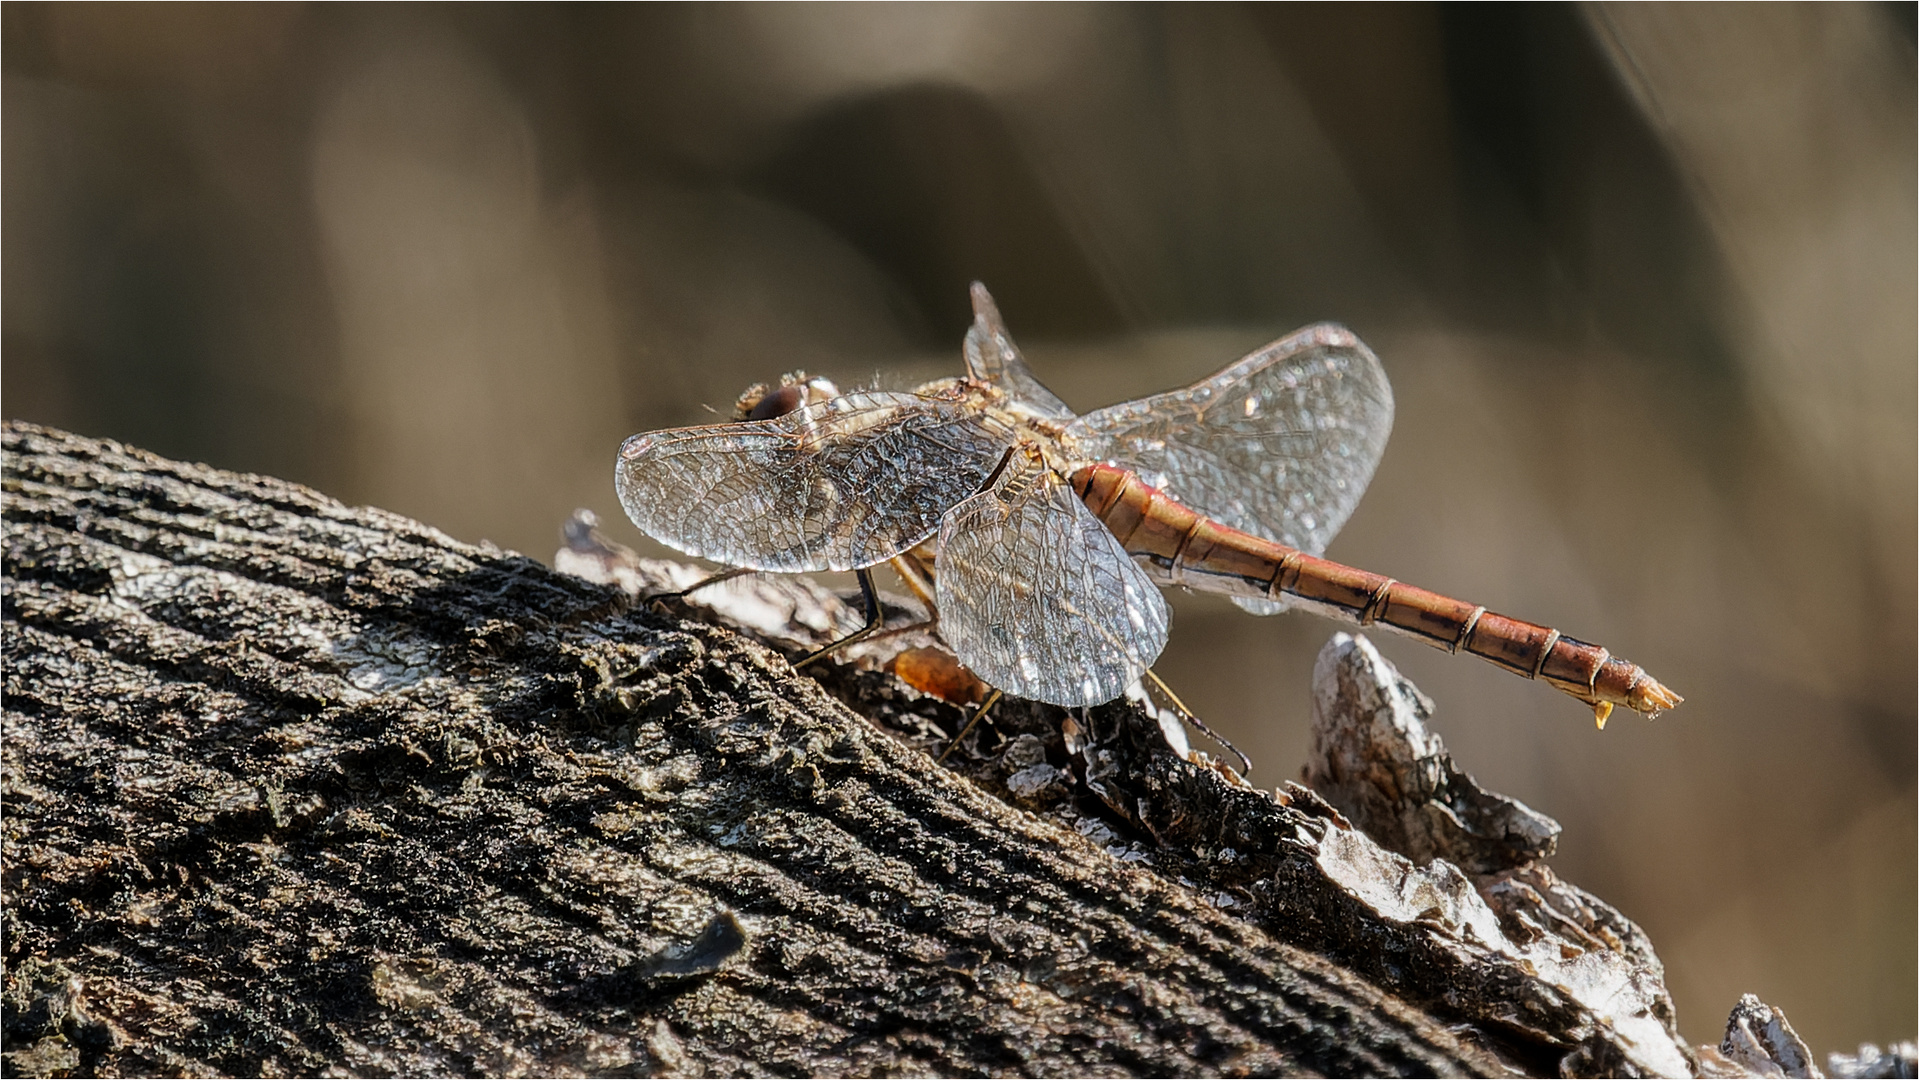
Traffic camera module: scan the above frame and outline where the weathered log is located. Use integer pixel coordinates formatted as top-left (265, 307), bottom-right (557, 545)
top-left (1, 420), bottom-right (1722, 1077)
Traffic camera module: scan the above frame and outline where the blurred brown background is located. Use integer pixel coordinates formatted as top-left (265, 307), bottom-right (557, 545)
top-left (5, 2), bottom-right (1913, 1053)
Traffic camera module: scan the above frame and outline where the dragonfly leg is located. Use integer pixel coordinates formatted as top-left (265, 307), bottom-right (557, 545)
top-left (887, 551), bottom-right (940, 618)
top-left (648, 566), bottom-right (755, 605)
top-left (857, 618), bottom-right (940, 648)
top-left (1144, 669), bottom-right (1252, 777)
top-left (851, 552), bottom-right (940, 646)
top-left (935, 687), bottom-right (1004, 765)
top-left (795, 568), bottom-right (883, 670)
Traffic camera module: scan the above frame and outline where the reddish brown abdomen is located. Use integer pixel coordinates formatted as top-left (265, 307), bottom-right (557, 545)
top-left (1071, 463), bottom-right (1679, 722)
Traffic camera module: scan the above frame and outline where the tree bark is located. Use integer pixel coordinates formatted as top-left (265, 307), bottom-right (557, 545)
top-left (3, 421), bottom-right (1703, 1077)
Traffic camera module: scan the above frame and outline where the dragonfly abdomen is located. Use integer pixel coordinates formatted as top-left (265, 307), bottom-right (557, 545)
top-left (1071, 463), bottom-right (1680, 724)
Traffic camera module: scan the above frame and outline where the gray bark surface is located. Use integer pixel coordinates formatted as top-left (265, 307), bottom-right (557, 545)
top-left (3, 421), bottom-right (1697, 1077)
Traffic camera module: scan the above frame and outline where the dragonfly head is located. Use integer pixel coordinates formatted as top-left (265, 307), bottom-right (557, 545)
top-left (733, 372), bottom-right (843, 421)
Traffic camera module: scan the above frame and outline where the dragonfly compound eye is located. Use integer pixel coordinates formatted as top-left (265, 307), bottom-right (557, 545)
top-left (735, 374), bottom-right (844, 421)
top-left (742, 384), bottom-right (808, 421)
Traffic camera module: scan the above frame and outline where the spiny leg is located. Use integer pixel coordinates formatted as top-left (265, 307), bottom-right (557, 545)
top-left (935, 688), bottom-right (1004, 765)
top-left (1144, 669), bottom-right (1252, 777)
top-left (795, 568), bottom-right (883, 670)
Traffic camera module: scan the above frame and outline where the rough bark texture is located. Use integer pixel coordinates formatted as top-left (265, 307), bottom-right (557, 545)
top-left (0, 420), bottom-right (1812, 1078)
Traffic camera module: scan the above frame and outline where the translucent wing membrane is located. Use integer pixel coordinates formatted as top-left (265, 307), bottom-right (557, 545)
top-left (1064, 324), bottom-right (1393, 614)
top-left (963, 282), bottom-right (1076, 420)
top-left (936, 450), bottom-right (1169, 707)
top-left (617, 391), bottom-right (1017, 573)
top-left (617, 290), bottom-right (1391, 707)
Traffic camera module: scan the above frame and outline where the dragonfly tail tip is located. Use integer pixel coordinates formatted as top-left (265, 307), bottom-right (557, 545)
top-left (1629, 674), bottom-right (1683, 717)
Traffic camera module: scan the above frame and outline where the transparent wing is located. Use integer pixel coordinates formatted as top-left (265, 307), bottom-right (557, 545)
top-left (616, 391), bottom-right (1016, 573)
top-left (963, 282), bottom-right (1076, 420)
top-left (935, 451), bottom-right (1169, 707)
top-left (1063, 324), bottom-right (1393, 615)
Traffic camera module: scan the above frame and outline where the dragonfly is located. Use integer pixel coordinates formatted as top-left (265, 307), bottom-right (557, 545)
top-left (615, 283), bottom-right (1679, 733)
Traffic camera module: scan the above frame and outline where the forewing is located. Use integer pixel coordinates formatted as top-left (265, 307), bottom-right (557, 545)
top-left (616, 391), bottom-right (1015, 573)
top-left (963, 282), bottom-right (1076, 420)
top-left (1063, 324), bottom-right (1393, 614)
top-left (935, 457), bottom-right (1169, 707)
